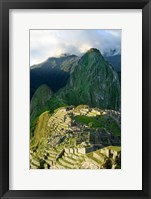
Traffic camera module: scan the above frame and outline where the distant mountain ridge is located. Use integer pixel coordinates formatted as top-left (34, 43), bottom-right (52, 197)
top-left (104, 54), bottom-right (121, 72)
top-left (30, 55), bottom-right (79, 99)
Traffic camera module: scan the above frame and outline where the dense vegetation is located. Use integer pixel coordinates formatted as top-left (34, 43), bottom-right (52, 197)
top-left (74, 115), bottom-right (120, 136)
top-left (30, 48), bottom-right (121, 169)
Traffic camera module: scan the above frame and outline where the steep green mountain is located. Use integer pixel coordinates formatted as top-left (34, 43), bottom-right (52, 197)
top-left (57, 48), bottom-right (120, 110)
top-left (30, 84), bottom-right (53, 137)
top-left (30, 55), bottom-right (79, 98)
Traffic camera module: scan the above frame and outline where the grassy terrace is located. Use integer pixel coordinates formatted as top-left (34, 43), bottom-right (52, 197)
top-left (106, 146), bottom-right (121, 151)
top-left (74, 115), bottom-right (120, 136)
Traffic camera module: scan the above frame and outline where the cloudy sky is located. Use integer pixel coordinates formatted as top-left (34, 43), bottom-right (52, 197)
top-left (30, 29), bottom-right (121, 66)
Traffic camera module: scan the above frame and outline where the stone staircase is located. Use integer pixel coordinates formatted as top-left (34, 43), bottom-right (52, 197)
top-left (84, 150), bottom-right (109, 169)
top-left (54, 152), bottom-right (85, 169)
top-left (30, 147), bottom-right (61, 169)
top-left (44, 148), bottom-right (59, 167)
top-left (47, 108), bottom-right (71, 136)
top-left (30, 144), bottom-right (121, 169)
top-left (30, 152), bottom-right (40, 169)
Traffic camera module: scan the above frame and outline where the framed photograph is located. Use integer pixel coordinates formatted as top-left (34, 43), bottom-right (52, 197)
top-left (0, 0), bottom-right (150, 198)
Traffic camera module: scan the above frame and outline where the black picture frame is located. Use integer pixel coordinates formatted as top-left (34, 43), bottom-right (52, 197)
top-left (0, 0), bottom-right (150, 198)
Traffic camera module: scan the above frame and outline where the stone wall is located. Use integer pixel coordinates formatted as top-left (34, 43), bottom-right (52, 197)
top-left (65, 147), bottom-right (93, 155)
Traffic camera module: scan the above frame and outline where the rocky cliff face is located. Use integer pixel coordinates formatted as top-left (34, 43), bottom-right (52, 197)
top-left (58, 48), bottom-right (120, 110)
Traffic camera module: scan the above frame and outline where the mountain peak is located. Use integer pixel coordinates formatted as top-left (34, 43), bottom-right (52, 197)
top-left (79, 48), bottom-right (104, 67)
top-left (85, 48), bottom-right (104, 59)
top-left (58, 47), bottom-right (120, 110)
top-left (87, 48), bottom-right (101, 54)
top-left (59, 53), bottom-right (70, 57)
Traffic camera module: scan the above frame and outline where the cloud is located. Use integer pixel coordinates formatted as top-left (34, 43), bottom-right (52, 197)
top-left (30, 29), bottom-right (121, 65)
